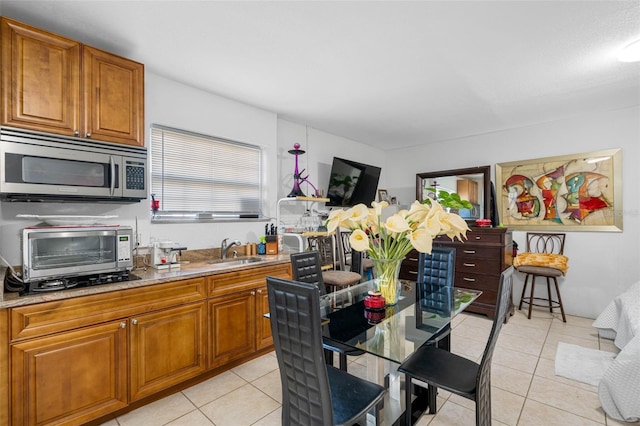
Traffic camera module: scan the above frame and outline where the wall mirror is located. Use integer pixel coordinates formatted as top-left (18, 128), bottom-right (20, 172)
top-left (416, 166), bottom-right (492, 222)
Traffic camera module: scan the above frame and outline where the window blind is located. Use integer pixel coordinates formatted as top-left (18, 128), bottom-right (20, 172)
top-left (150, 125), bottom-right (262, 219)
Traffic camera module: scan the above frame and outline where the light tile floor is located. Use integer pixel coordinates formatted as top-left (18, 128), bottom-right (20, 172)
top-left (100, 308), bottom-right (639, 426)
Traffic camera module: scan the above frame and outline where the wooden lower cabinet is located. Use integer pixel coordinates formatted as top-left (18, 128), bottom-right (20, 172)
top-left (5, 263), bottom-right (291, 425)
top-left (11, 321), bottom-right (128, 425)
top-left (256, 285), bottom-right (273, 350)
top-left (208, 290), bottom-right (256, 369)
top-left (129, 302), bottom-right (206, 402)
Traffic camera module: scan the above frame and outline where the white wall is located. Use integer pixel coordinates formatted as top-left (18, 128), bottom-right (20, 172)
top-left (385, 106), bottom-right (640, 319)
top-left (0, 74), bottom-right (381, 266)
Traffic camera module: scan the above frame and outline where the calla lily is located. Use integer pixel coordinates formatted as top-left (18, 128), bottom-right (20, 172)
top-left (327, 200), bottom-right (468, 261)
top-left (349, 229), bottom-right (370, 252)
top-left (385, 214), bottom-right (411, 235)
top-left (326, 209), bottom-right (345, 232)
top-left (408, 228), bottom-right (434, 253)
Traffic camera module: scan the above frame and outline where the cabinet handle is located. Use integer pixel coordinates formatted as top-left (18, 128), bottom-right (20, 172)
top-left (257, 289), bottom-right (263, 294)
top-left (250, 291), bottom-right (256, 296)
top-left (463, 277), bottom-right (476, 282)
top-left (74, 130), bottom-right (79, 136)
top-left (463, 250), bottom-right (476, 254)
top-left (131, 319), bottom-right (138, 325)
top-left (86, 132), bottom-right (92, 138)
top-left (463, 263), bottom-right (476, 267)
top-left (474, 236), bottom-right (481, 240)
top-left (408, 271), bottom-right (418, 275)
top-left (408, 257), bottom-right (419, 261)
top-left (120, 322), bottom-right (126, 329)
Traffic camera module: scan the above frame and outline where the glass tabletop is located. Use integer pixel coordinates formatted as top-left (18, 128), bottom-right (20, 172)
top-left (319, 280), bottom-right (481, 364)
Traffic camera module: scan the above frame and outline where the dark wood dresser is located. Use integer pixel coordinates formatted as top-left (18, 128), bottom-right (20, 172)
top-left (401, 227), bottom-right (513, 319)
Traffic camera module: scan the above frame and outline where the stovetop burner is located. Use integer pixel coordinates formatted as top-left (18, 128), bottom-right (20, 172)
top-left (21, 271), bottom-right (141, 296)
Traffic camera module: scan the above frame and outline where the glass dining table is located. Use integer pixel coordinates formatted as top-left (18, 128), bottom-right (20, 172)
top-left (319, 279), bottom-right (481, 425)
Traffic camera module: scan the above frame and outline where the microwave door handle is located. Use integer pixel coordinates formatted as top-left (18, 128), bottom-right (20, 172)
top-left (109, 156), bottom-right (116, 196)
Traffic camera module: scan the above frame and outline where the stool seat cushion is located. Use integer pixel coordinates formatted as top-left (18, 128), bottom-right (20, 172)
top-left (515, 265), bottom-right (564, 277)
top-left (514, 252), bottom-right (569, 275)
top-left (323, 270), bottom-right (361, 287)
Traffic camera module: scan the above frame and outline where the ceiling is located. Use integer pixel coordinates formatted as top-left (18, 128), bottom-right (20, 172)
top-left (1, 1), bottom-right (639, 150)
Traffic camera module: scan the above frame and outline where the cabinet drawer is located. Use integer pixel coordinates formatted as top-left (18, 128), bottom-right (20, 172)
top-left (455, 272), bottom-right (499, 291)
top-left (456, 246), bottom-right (502, 261)
top-left (10, 278), bottom-right (206, 341)
top-left (465, 233), bottom-right (504, 244)
top-left (399, 253), bottom-right (420, 280)
top-left (207, 263), bottom-right (290, 296)
top-left (456, 257), bottom-right (502, 276)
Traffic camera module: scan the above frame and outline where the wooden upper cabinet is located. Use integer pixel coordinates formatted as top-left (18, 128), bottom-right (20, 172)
top-left (0, 17), bottom-right (144, 146)
top-left (1, 17), bottom-right (81, 134)
top-left (83, 46), bottom-right (144, 146)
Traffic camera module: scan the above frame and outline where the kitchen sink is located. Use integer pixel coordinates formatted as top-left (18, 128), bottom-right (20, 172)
top-left (207, 257), bottom-right (265, 267)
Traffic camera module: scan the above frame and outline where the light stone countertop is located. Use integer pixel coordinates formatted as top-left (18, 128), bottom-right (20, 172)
top-left (0, 253), bottom-right (291, 309)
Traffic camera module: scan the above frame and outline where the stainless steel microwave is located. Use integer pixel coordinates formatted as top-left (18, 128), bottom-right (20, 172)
top-left (22, 226), bottom-right (134, 283)
top-left (0, 126), bottom-right (147, 202)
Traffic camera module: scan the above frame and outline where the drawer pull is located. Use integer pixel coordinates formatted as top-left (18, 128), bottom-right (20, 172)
top-left (408, 271), bottom-right (418, 275)
top-left (475, 236), bottom-right (481, 240)
top-left (463, 277), bottom-right (476, 282)
top-left (408, 258), bottom-right (419, 261)
top-left (463, 250), bottom-right (476, 254)
top-left (463, 263), bottom-right (476, 267)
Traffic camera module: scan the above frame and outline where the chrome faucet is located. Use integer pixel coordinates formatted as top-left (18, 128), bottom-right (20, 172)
top-left (221, 238), bottom-right (242, 259)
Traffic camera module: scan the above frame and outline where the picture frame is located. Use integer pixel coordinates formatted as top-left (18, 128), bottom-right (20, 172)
top-left (496, 148), bottom-right (622, 232)
top-left (390, 196), bottom-right (397, 205)
top-left (378, 189), bottom-right (388, 202)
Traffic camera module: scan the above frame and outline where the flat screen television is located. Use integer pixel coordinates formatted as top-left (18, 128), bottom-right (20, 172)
top-left (326, 157), bottom-right (381, 207)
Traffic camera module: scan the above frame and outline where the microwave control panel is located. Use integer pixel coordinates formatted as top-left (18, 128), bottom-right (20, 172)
top-left (125, 160), bottom-right (146, 191)
top-left (117, 234), bottom-right (132, 261)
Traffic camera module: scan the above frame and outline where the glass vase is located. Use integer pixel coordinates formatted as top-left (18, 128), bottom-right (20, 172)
top-left (371, 257), bottom-right (404, 305)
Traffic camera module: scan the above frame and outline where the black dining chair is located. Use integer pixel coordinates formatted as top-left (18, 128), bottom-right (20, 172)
top-left (417, 247), bottom-right (456, 352)
top-left (290, 251), bottom-right (365, 371)
top-left (266, 276), bottom-right (386, 426)
top-left (399, 266), bottom-right (514, 425)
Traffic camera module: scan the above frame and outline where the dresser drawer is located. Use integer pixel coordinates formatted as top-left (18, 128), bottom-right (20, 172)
top-left (456, 257), bottom-right (502, 276)
top-left (456, 246), bottom-right (502, 261)
top-left (465, 232), bottom-right (504, 245)
top-left (455, 271), bottom-right (498, 291)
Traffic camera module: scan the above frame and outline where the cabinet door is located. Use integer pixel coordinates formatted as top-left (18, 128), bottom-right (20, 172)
top-left (208, 290), bottom-right (255, 368)
top-left (1, 18), bottom-right (81, 135)
top-left (129, 302), bottom-right (206, 402)
top-left (83, 46), bottom-right (144, 146)
top-left (256, 286), bottom-right (273, 349)
top-left (11, 321), bottom-right (127, 425)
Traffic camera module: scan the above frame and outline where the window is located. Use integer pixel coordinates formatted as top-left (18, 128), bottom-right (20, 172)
top-left (150, 125), bottom-right (263, 221)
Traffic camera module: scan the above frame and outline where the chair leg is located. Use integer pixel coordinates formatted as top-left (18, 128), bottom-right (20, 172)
top-left (518, 274), bottom-right (530, 310)
top-left (427, 384), bottom-right (437, 414)
top-left (324, 348), bottom-right (334, 366)
top-left (553, 277), bottom-right (567, 322)
top-left (405, 376), bottom-right (414, 425)
top-left (338, 353), bottom-right (348, 371)
top-left (527, 275), bottom-right (536, 319)
top-left (546, 277), bottom-right (554, 313)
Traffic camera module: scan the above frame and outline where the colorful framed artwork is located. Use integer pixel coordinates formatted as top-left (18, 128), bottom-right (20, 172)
top-left (495, 149), bottom-right (622, 232)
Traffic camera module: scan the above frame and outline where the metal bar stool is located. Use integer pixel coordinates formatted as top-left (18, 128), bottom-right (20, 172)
top-left (515, 232), bottom-right (568, 322)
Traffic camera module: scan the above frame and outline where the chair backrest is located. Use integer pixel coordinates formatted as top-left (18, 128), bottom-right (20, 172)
top-left (290, 251), bottom-right (327, 296)
top-left (336, 228), bottom-right (353, 270)
top-left (475, 266), bottom-right (514, 408)
top-left (266, 276), bottom-right (334, 426)
top-left (525, 232), bottom-right (565, 255)
top-left (307, 235), bottom-right (336, 269)
top-left (417, 247), bottom-right (456, 316)
top-left (350, 249), bottom-right (364, 276)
